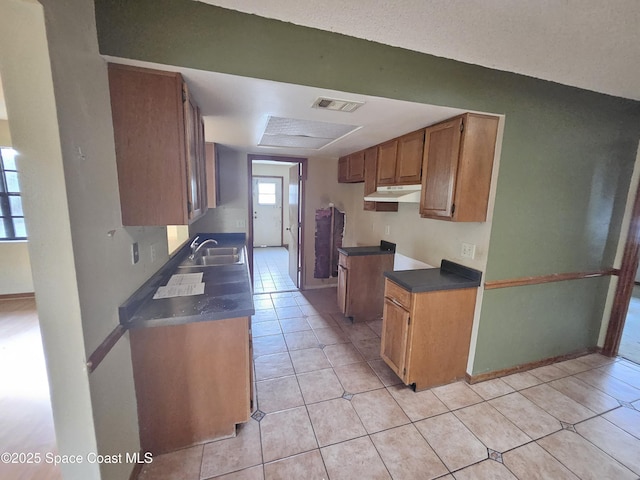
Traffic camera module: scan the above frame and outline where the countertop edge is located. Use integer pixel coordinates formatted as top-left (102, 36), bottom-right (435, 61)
top-left (383, 261), bottom-right (482, 293)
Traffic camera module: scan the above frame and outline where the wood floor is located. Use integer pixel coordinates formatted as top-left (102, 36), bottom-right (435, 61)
top-left (0, 298), bottom-right (62, 480)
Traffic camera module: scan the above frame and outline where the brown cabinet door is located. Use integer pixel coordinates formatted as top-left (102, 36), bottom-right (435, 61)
top-left (376, 140), bottom-right (398, 186)
top-left (205, 143), bottom-right (219, 208)
top-left (381, 297), bottom-right (410, 381)
top-left (396, 130), bottom-right (424, 184)
top-left (183, 86), bottom-right (204, 220)
top-left (108, 64), bottom-right (188, 226)
top-left (338, 156), bottom-right (349, 183)
top-left (347, 151), bottom-right (365, 182)
top-left (420, 117), bottom-right (463, 219)
top-left (337, 264), bottom-right (348, 314)
top-left (363, 147), bottom-right (377, 211)
top-left (364, 147), bottom-right (398, 212)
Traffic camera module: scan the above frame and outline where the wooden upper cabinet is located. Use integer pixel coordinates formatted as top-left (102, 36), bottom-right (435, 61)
top-left (364, 146), bottom-right (398, 212)
top-left (338, 151), bottom-right (365, 183)
top-left (395, 129), bottom-right (424, 184)
top-left (376, 140), bottom-right (398, 186)
top-left (347, 151), bottom-right (365, 182)
top-left (205, 143), bottom-right (219, 208)
top-left (108, 63), bottom-right (207, 226)
top-left (184, 90), bottom-right (204, 220)
top-left (338, 156), bottom-right (349, 183)
top-left (420, 113), bottom-right (499, 222)
top-left (377, 129), bottom-right (424, 186)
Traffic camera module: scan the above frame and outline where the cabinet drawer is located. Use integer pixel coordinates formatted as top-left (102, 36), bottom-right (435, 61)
top-left (384, 279), bottom-right (411, 308)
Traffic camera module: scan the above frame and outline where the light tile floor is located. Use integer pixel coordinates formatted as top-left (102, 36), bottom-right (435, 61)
top-left (253, 247), bottom-right (297, 294)
top-left (140, 288), bottom-right (640, 480)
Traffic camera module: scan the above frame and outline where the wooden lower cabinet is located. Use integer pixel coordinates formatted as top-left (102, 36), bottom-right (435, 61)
top-left (337, 252), bottom-right (394, 322)
top-left (130, 317), bottom-right (252, 455)
top-left (381, 279), bottom-right (477, 391)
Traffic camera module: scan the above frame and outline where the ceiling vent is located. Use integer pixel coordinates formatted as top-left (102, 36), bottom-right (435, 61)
top-left (312, 97), bottom-right (364, 113)
top-left (259, 116), bottom-right (360, 150)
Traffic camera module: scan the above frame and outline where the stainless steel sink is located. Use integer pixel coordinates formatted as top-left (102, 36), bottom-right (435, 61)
top-left (197, 254), bottom-right (241, 266)
top-left (178, 246), bottom-right (245, 268)
top-left (202, 247), bottom-right (240, 256)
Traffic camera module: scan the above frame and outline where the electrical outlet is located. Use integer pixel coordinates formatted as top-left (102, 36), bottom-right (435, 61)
top-left (461, 242), bottom-right (476, 259)
top-left (131, 242), bottom-right (139, 264)
top-left (385, 225), bottom-right (391, 235)
top-left (150, 243), bottom-right (157, 263)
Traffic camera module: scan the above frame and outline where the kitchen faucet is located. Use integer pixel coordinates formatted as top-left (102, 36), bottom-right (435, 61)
top-left (189, 237), bottom-right (218, 259)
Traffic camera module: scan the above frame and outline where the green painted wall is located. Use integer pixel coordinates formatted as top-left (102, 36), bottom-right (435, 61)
top-left (94, 0), bottom-right (640, 374)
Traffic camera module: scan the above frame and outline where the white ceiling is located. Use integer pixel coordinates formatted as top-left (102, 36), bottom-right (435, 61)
top-left (197, 0), bottom-right (640, 101)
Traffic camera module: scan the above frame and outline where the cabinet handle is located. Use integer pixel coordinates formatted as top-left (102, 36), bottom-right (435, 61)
top-left (386, 297), bottom-right (407, 309)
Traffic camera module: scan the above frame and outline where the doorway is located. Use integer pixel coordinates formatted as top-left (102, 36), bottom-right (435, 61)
top-left (252, 176), bottom-right (283, 248)
top-left (248, 155), bottom-right (306, 294)
top-left (604, 142), bottom-right (640, 364)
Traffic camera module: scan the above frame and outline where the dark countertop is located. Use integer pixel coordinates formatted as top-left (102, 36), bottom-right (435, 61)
top-left (384, 260), bottom-right (482, 293)
top-left (338, 240), bottom-right (396, 257)
top-left (119, 233), bottom-right (254, 329)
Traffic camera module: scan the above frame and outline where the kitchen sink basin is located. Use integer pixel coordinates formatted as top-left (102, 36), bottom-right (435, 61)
top-left (202, 247), bottom-right (240, 256)
top-left (178, 245), bottom-right (245, 268)
top-left (197, 254), bottom-right (242, 266)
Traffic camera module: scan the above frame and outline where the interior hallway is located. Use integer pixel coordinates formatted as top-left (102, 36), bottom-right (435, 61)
top-left (0, 297), bottom-right (62, 480)
top-left (139, 288), bottom-right (640, 480)
top-left (252, 247), bottom-right (297, 294)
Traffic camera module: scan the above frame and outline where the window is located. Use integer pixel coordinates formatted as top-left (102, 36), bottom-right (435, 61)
top-left (257, 182), bottom-right (277, 205)
top-left (0, 148), bottom-right (27, 240)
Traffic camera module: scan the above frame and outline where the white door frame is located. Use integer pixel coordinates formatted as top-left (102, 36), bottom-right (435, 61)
top-left (247, 155), bottom-right (307, 289)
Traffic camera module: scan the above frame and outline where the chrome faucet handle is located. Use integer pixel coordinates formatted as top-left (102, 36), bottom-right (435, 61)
top-left (188, 238), bottom-right (218, 260)
top-left (190, 236), bottom-right (201, 251)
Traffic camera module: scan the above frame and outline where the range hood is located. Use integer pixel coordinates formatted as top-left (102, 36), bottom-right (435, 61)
top-left (364, 185), bottom-right (422, 203)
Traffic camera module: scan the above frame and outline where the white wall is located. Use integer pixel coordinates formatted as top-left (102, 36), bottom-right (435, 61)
top-left (0, 119), bottom-right (12, 146)
top-left (0, 2), bottom-right (100, 478)
top-left (0, 241), bottom-right (33, 294)
top-left (2, 1), bottom-right (175, 478)
top-left (302, 157), bottom-right (357, 288)
top-left (40, 1), bottom-right (176, 478)
top-left (0, 119), bottom-right (34, 294)
top-left (190, 145), bottom-right (249, 235)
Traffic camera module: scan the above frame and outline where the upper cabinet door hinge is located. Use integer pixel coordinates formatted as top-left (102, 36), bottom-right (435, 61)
top-left (451, 204), bottom-right (456, 215)
top-left (407, 316), bottom-right (411, 325)
top-left (460, 120), bottom-right (464, 132)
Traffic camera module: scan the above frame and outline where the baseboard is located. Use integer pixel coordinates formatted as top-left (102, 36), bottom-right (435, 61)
top-left (0, 292), bottom-right (35, 300)
top-left (465, 347), bottom-right (599, 384)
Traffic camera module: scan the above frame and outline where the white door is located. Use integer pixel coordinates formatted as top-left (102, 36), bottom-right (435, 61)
top-left (288, 164), bottom-right (300, 287)
top-left (252, 177), bottom-right (283, 247)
